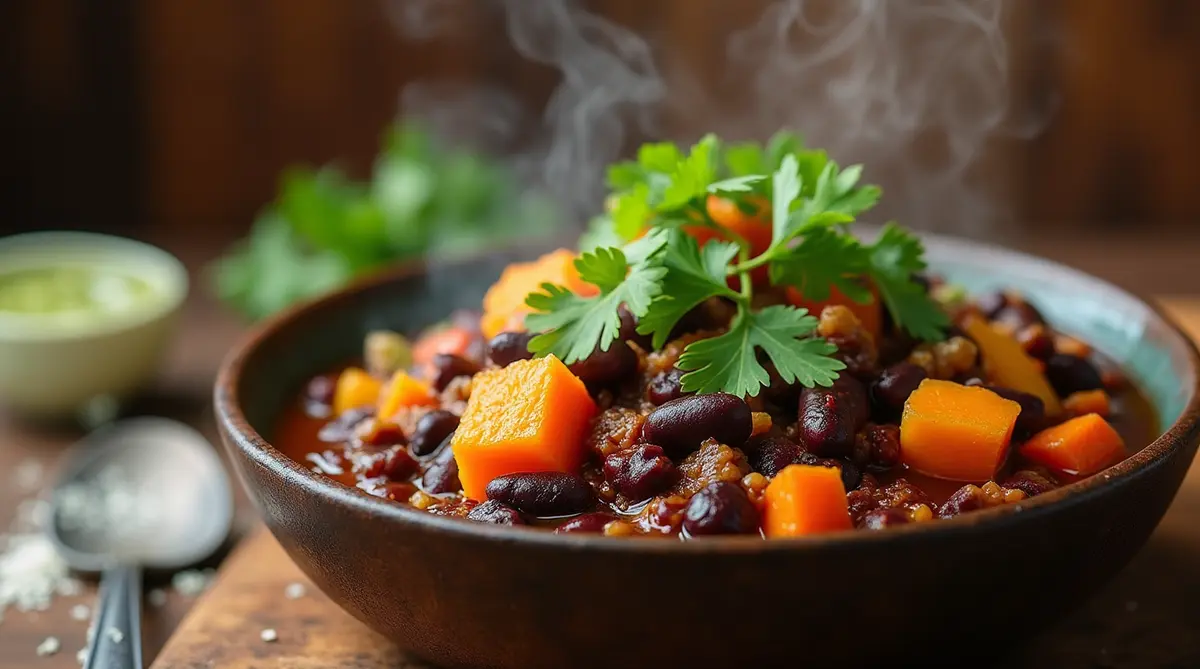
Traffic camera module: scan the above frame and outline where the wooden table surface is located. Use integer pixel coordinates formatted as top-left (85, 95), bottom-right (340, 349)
top-left (1, 272), bottom-right (1198, 667)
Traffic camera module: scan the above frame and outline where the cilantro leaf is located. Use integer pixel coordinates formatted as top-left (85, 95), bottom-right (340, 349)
top-left (637, 231), bottom-right (739, 349)
top-left (765, 130), bottom-right (804, 170)
top-left (658, 134), bottom-right (718, 211)
top-left (611, 185), bottom-right (652, 240)
top-left (769, 227), bottom-right (872, 303)
top-left (707, 174), bottom-right (767, 194)
top-left (676, 306), bottom-right (843, 396)
top-left (771, 154), bottom-right (803, 246)
top-left (638, 141), bottom-right (684, 173)
top-left (607, 161), bottom-right (644, 190)
top-left (525, 246), bottom-right (667, 363)
top-left (864, 223), bottom-right (949, 341)
top-left (723, 142), bottom-right (766, 177)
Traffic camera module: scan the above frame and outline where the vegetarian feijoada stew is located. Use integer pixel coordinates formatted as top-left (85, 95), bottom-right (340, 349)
top-left (275, 133), bottom-right (1157, 539)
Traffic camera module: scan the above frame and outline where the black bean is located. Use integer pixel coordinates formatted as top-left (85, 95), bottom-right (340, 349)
top-left (853, 424), bottom-right (902, 471)
top-left (410, 410), bottom-right (460, 456)
top-left (993, 301), bottom-right (1046, 331)
top-left (304, 375), bottom-right (336, 407)
top-left (485, 472), bottom-right (594, 517)
top-left (750, 437), bottom-right (802, 478)
top-left (382, 447), bottom-right (419, 481)
top-left (643, 393), bottom-right (752, 456)
top-left (569, 341), bottom-right (638, 386)
top-left (836, 458), bottom-right (862, 491)
top-left (1016, 324), bottom-right (1055, 360)
top-left (420, 445), bottom-right (461, 494)
top-left (682, 482), bottom-right (759, 536)
top-left (796, 452), bottom-right (861, 491)
top-left (359, 421), bottom-right (407, 447)
top-left (487, 331), bottom-right (535, 368)
top-left (762, 362), bottom-right (803, 405)
top-left (870, 363), bottom-right (927, 419)
top-left (618, 304), bottom-right (652, 349)
top-left (1001, 470), bottom-right (1058, 498)
top-left (554, 512), bottom-right (616, 534)
top-left (646, 368), bottom-right (688, 406)
top-left (859, 507), bottom-right (910, 530)
top-left (317, 407), bottom-right (375, 443)
top-left (971, 384), bottom-right (1046, 436)
top-left (432, 353), bottom-right (481, 392)
top-left (798, 376), bottom-right (869, 457)
top-left (976, 291), bottom-right (1009, 318)
top-left (1045, 354), bottom-right (1104, 397)
top-left (467, 499), bottom-right (525, 526)
top-left (603, 444), bottom-right (677, 502)
top-left (938, 485), bottom-right (987, 518)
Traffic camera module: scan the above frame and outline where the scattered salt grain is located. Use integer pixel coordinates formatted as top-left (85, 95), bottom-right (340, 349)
top-left (70, 604), bottom-right (90, 621)
top-left (260, 628), bottom-right (278, 643)
top-left (0, 533), bottom-right (72, 621)
top-left (147, 588), bottom-right (168, 608)
top-left (36, 636), bottom-right (60, 657)
top-left (284, 582), bottom-right (306, 600)
top-left (172, 569), bottom-right (216, 597)
top-left (75, 647), bottom-right (89, 665)
top-left (105, 626), bottom-right (124, 644)
top-left (56, 466), bottom-right (166, 541)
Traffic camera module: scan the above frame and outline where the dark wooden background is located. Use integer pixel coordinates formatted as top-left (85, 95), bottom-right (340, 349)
top-left (3, 0), bottom-right (1199, 251)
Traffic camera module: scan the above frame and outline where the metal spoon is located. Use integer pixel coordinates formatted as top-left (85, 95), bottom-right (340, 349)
top-left (46, 417), bottom-right (234, 669)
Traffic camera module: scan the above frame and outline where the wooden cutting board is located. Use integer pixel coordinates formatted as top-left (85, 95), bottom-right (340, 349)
top-left (152, 300), bottom-right (1200, 669)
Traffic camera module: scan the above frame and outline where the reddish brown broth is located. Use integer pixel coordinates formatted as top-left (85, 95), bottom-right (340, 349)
top-left (272, 361), bottom-right (1158, 530)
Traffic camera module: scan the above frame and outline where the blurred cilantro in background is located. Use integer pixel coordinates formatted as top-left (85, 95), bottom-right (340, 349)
top-left (210, 121), bottom-right (560, 320)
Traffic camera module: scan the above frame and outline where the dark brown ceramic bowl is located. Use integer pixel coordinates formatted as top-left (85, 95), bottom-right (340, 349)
top-left (215, 236), bottom-right (1200, 669)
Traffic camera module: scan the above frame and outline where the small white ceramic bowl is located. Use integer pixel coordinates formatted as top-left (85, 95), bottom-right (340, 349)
top-left (0, 232), bottom-right (188, 418)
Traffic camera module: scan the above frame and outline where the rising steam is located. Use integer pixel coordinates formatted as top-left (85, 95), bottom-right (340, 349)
top-left (387, 0), bottom-right (1052, 234)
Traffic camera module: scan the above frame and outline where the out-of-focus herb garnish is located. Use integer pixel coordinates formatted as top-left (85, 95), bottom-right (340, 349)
top-left (211, 121), bottom-right (559, 320)
top-left (529, 131), bottom-right (948, 397)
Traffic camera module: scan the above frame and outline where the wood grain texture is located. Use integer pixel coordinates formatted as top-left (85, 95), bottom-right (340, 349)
top-left (0, 282), bottom-right (245, 669)
top-left (149, 301), bottom-right (1200, 669)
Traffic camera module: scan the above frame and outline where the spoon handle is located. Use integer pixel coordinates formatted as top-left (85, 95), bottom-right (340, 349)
top-left (84, 565), bottom-right (144, 669)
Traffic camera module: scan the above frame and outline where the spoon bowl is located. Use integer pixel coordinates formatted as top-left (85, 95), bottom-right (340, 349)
top-left (48, 417), bottom-right (233, 669)
top-left (48, 417), bottom-right (233, 571)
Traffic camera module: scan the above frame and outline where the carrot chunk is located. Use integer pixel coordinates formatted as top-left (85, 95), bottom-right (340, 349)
top-left (378, 371), bottom-right (438, 419)
top-left (413, 325), bottom-right (475, 370)
top-left (786, 283), bottom-right (882, 342)
top-left (962, 315), bottom-right (1063, 417)
top-left (451, 356), bottom-right (597, 500)
top-left (1020, 413), bottom-right (1125, 476)
top-left (900, 379), bottom-right (1022, 482)
top-left (763, 464), bottom-right (852, 537)
top-left (1063, 389), bottom-right (1111, 418)
top-left (480, 249), bottom-right (598, 340)
top-left (332, 367), bottom-right (383, 416)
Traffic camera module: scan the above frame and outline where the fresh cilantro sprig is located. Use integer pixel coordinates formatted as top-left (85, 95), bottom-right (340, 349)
top-left (526, 133), bottom-right (947, 397)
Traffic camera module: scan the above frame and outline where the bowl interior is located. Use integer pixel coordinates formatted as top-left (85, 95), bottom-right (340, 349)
top-left (925, 235), bottom-right (1193, 431)
top-left (241, 240), bottom-right (1194, 443)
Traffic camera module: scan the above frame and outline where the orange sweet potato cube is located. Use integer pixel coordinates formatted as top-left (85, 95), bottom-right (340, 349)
top-left (900, 379), bottom-right (1022, 482)
top-left (378, 371), bottom-right (438, 419)
top-left (451, 355), bottom-right (597, 500)
top-left (763, 465), bottom-right (852, 538)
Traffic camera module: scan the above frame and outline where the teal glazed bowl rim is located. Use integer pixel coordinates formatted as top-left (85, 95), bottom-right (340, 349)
top-left (214, 232), bottom-right (1200, 553)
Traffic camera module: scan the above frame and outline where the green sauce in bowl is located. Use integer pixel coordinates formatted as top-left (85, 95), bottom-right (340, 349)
top-left (0, 266), bottom-right (157, 316)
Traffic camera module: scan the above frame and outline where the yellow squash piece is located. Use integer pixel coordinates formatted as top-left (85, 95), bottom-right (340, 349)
top-left (962, 315), bottom-right (1063, 417)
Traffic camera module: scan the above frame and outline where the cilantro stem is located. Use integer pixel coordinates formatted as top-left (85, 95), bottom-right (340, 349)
top-left (729, 250), bottom-right (777, 275)
top-left (737, 245), bottom-right (753, 303)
